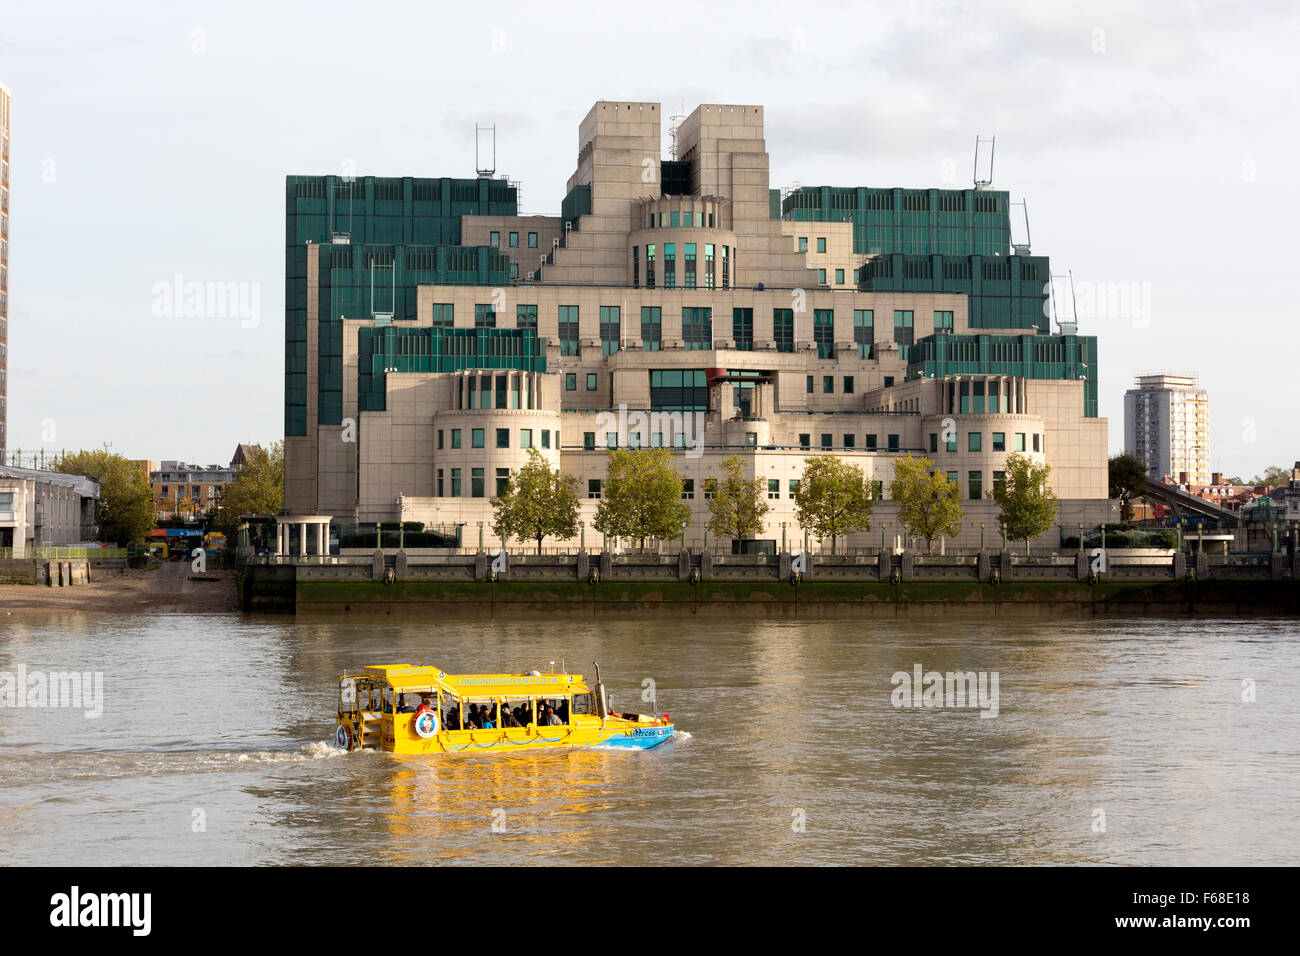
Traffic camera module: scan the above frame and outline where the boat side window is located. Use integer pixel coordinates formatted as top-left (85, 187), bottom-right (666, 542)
top-left (572, 692), bottom-right (594, 715)
top-left (382, 687), bottom-right (395, 714)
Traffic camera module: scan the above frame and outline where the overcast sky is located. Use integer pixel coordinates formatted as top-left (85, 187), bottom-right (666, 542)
top-left (2, 0), bottom-right (1296, 477)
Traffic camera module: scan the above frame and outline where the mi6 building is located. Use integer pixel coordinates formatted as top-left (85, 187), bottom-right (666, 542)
top-left (283, 100), bottom-right (1109, 551)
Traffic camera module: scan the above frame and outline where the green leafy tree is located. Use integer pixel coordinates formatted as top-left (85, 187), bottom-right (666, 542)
top-left (990, 452), bottom-right (1059, 554)
top-left (1108, 453), bottom-right (1148, 522)
top-left (1250, 465), bottom-right (1291, 488)
top-left (53, 449), bottom-right (154, 546)
top-left (213, 442), bottom-right (283, 531)
top-left (793, 455), bottom-right (874, 554)
top-left (593, 447), bottom-right (691, 549)
top-left (491, 448), bottom-right (580, 554)
top-left (890, 454), bottom-right (963, 553)
top-left (705, 455), bottom-right (770, 543)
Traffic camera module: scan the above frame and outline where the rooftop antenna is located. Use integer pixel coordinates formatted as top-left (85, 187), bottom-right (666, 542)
top-left (1011, 197), bottom-right (1031, 256)
top-left (668, 102), bottom-right (686, 159)
top-left (476, 124), bottom-right (496, 178)
top-left (973, 135), bottom-right (996, 190)
top-left (370, 255), bottom-right (395, 327)
top-left (1050, 271), bottom-right (1079, 335)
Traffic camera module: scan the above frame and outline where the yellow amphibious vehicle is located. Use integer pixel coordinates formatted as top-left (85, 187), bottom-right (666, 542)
top-left (336, 663), bottom-right (675, 754)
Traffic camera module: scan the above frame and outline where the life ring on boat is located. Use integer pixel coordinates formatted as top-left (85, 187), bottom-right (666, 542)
top-left (413, 709), bottom-right (440, 739)
top-left (335, 723), bottom-right (351, 750)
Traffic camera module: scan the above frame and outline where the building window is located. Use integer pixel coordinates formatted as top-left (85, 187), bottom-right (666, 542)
top-left (774, 309), bottom-right (794, 352)
top-left (451, 468), bottom-right (462, 497)
top-left (968, 471), bottom-right (982, 500)
top-left (431, 303), bottom-right (454, 328)
top-left (584, 432), bottom-right (595, 450)
top-left (818, 268), bottom-right (826, 284)
top-left (835, 269), bottom-right (844, 285)
top-left (733, 308), bottom-right (754, 350)
top-left (493, 428), bottom-right (508, 449)
top-left (606, 432), bottom-right (617, 449)
top-left (684, 243), bottom-right (697, 289)
top-left (682, 307), bottom-right (712, 350)
top-left (814, 309), bottom-right (834, 358)
top-left (1033, 434), bottom-right (1041, 452)
top-left (821, 433), bottom-right (832, 449)
top-left (600, 305), bottom-right (621, 356)
top-left (1015, 433), bottom-right (1026, 451)
top-left (559, 305), bottom-right (579, 356)
top-left (946, 434), bottom-right (958, 453)
top-left (645, 244), bottom-right (656, 289)
top-left (496, 468), bottom-right (510, 497)
top-left (969, 432), bottom-right (981, 452)
top-left (528, 232), bottom-right (537, 248)
top-left (509, 231), bottom-right (518, 247)
top-left (884, 376), bottom-right (894, 388)
top-left (566, 372), bottom-right (576, 391)
top-left (490, 231), bottom-right (500, 247)
top-left (542, 430), bottom-right (551, 449)
top-left (705, 243), bottom-right (715, 289)
top-left (844, 376), bottom-right (854, 394)
top-left (946, 471), bottom-right (958, 486)
top-left (799, 434), bottom-right (811, 449)
top-left (472, 428), bottom-right (485, 448)
top-left (516, 304), bottom-right (537, 328)
top-left (817, 237), bottom-right (826, 253)
top-left (843, 435), bottom-right (856, 448)
top-left (703, 478), bottom-right (717, 500)
top-left (475, 304), bottom-right (496, 328)
top-left (681, 479), bottom-right (694, 500)
top-left (641, 306), bottom-right (662, 350)
top-left (928, 433), bottom-right (937, 452)
top-left (992, 432), bottom-right (1005, 451)
top-left (806, 375), bottom-right (814, 394)
top-left (893, 310), bottom-right (914, 347)
top-left (632, 245), bottom-right (639, 287)
top-left (993, 471), bottom-right (1006, 495)
top-left (866, 434), bottom-right (877, 451)
top-left (521, 429), bottom-right (532, 449)
top-left (436, 469), bottom-right (444, 497)
top-left (586, 373), bottom-right (597, 391)
top-left (472, 468), bottom-right (485, 498)
top-left (588, 479), bottom-right (602, 499)
top-left (798, 237), bottom-right (808, 252)
top-left (789, 479), bottom-right (800, 498)
top-left (451, 429), bottom-right (462, 449)
top-left (768, 479), bottom-right (780, 500)
top-left (823, 376), bottom-right (834, 394)
top-left (888, 434), bottom-right (900, 451)
top-left (854, 309), bottom-right (873, 359)
top-left (664, 242), bottom-right (676, 289)
top-left (438, 430), bottom-right (444, 450)
top-left (934, 310), bottom-right (953, 331)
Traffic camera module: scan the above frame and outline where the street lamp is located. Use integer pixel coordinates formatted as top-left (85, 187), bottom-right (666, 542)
top-left (579, 520), bottom-right (585, 552)
top-left (980, 522), bottom-right (985, 551)
top-left (680, 520), bottom-right (687, 553)
top-left (478, 520), bottom-right (484, 552)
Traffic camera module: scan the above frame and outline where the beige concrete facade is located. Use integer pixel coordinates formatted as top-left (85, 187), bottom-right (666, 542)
top-left (284, 99), bottom-right (1110, 552)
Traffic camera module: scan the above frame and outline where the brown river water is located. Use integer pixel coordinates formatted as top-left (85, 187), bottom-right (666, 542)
top-left (0, 610), bottom-right (1296, 865)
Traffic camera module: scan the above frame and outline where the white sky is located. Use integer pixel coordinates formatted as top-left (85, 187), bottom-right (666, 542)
top-left (1, 0), bottom-right (1296, 477)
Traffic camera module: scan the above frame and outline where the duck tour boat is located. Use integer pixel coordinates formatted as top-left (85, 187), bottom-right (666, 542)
top-left (335, 663), bottom-right (675, 754)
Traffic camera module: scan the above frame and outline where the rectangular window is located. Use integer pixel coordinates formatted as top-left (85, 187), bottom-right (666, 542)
top-left (565, 372), bottom-right (576, 391)
top-left (705, 243), bottom-right (715, 289)
top-left (799, 434), bottom-right (811, 449)
top-left (732, 308), bottom-right (754, 350)
top-left (774, 309), bottom-right (794, 353)
top-left (528, 232), bottom-right (538, 248)
top-left (475, 303), bottom-right (496, 328)
top-left (431, 303), bottom-right (454, 328)
top-left (684, 243), bottom-right (697, 289)
top-left (946, 434), bottom-right (958, 453)
top-left (681, 479), bottom-right (694, 500)
top-left (606, 432), bottom-right (617, 449)
top-left (1033, 434), bottom-right (1041, 452)
top-left (496, 468), bottom-right (510, 497)
top-left (818, 268), bottom-right (826, 284)
top-left (586, 373), bottom-right (597, 391)
top-left (664, 242), bottom-right (676, 289)
top-left (640, 306), bottom-right (662, 350)
top-left (1015, 433), bottom-right (1026, 451)
top-left (853, 309), bottom-right (873, 359)
top-left (521, 429), bottom-right (532, 449)
top-left (993, 471), bottom-right (1006, 496)
top-left (588, 479), bottom-right (602, 500)
top-left (884, 376), bottom-right (894, 387)
top-left (866, 434), bottom-right (877, 451)
top-left (836, 269), bottom-right (844, 285)
top-left (968, 432), bottom-right (981, 452)
top-left (451, 468), bottom-right (462, 497)
top-left (516, 304), bottom-right (538, 329)
top-left (600, 305), bottom-right (621, 356)
top-left (472, 428), bottom-right (485, 448)
top-left (558, 305), bottom-right (580, 356)
top-left (992, 432), bottom-right (1005, 452)
top-left (821, 433), bottom-right (833, 449)
top-left (451, 429), bottom-right (462, 449)
top-left (888, 434), bottom-right (900, 451)
top-left (817, 237), bottom-right (826, 253)
top-left (438, 429), bottom-right (444, 450)
top-left (814, 309), bottom-right (834, 358)
top-left (843, 434), bottom-right (855, 448)
top-left (823, 376), bottom-right (834, 394)
top-left (682, 307), bottom-right (712, 350)
top-left (798, 237), bottom-right (808, 252)
top-left (472, 468), bottom-right (485, 498)
top-left (584, 432), bottom-right (595, 450)
top-left (509, 231), bottom-right (518, 247)
top-left (968, 471), bottom-right (982, 501)
top-left (789, 479), bottom-right (800, 497)
top-left (437, 469), bottom-right (444, 497)
top-left (645, 243), bottom-right (656, 289)
top-left (806, 375), bottom-right (814, 394)
top-left (893, 310), bottom-right (914, 347)
top-left (768, 479), bottom-right (780, 500)
top-left (934, 310), bottom-right (953, 331)
top-left (946, 471), bottom-right (958, 486)
top-left (703, 478), bottom-right (717, 500)
top-left (490, 231), bottom-right (500, 247)
top-left (929, 433), bottom-right (937, 453)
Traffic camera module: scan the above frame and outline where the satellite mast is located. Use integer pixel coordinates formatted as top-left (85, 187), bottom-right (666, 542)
top-left (668, 101), bottom-right (686, 159)
top-left (973, 135), bottom-right (996, 190)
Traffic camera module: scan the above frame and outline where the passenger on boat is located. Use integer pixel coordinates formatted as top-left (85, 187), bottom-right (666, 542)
top-left (414, 695), bottom-right (434, 717)
top-left (398, 694), bottom-right (419, 713)
top-left (540, 705), bottom-right (563, 726)
top-left (502, 707), bottom-right (522, 728)
top-left (481, 704), bottom-right (496, 729)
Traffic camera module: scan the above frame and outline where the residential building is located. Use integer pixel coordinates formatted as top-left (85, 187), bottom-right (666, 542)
top-left (0, 465), bottom-right (99, 554)
top-left (1124, 372), bottom-right (1210, 486)
top-left (283, 100), bottom-right (1111, 550)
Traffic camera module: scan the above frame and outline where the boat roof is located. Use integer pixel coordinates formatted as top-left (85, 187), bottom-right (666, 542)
top-left (361, 664), bottom-right (588, 696)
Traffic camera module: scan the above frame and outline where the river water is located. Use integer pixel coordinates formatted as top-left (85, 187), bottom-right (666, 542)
top-left (0, 610), bottom-right (1296, 865)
